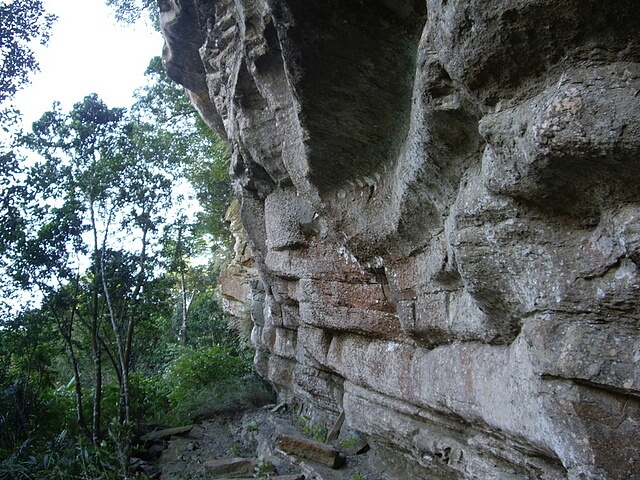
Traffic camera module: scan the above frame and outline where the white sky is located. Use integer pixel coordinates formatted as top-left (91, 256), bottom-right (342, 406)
top-left (13, 0), bottom-right (164, 126)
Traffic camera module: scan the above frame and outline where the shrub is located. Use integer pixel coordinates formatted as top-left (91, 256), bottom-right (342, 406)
top-left (158, 345), bottom-right (276, 423)
top-left (170, 373), bottom-right (275, 422)
top-left (0, 423), bottom-right (140, 480)
top-left (296, 415), bottom-right (328, 443)
top-left (130, 373), bottom-right (171, 424)
top-left (0, 383), bottom-right (75, 451)
top-left (165, 345), bottom-right (251, 405)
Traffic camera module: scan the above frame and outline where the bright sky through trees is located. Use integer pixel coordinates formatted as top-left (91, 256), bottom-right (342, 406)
top-left (12, 0), bottom-right (163, 126)
top-left (0, 3), bottom-right (251, 467)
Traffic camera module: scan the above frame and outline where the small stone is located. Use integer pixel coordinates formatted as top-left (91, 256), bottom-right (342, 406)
top-left (141, 425), bottom-right (193, 442)
top-left (276, 433), bottom-right (346, 469)
top-left (270, 402), bottom-right (288, 413)
top-left (203, 457), bottom-right (263, 477)
top-left (325, 411), bottom-right (345, 443)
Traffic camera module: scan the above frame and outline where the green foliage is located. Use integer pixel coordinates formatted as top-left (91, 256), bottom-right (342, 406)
top-left (10, 95), bottom-right (132, 289)
top-left (186, 139), bottom-right (233, 249)
top-left (0, 384), bottom-right (73, 452)
top-left (106, 0), bottom-right (158, 27)
top-left (246, 421), bottom-right (259, 433)
top-left (167, 374), bottom-right (275, 424)
top-left (339, 436), bottom-right (357, 448)
top-left (0, 0), bottom-right (56, 105)
top-left (132, 57), bottom-right (194, 125)
top-left (165, 345), bottom-right (251, 403)
top-left (128, 373), bottom-right (171, 424)
top-left (185, 294), bottom-right (238, 348)
top-left (296, 415), bottom-right (328, 443)
top-left (0, 28), bottom-right (253, 479)
top-left (158, 345), bottom-right (273, 423)
top-left (0, 424), bottom-right (143, 480)
top-left (100, 383), bottom-right (124, 428)
top-left (252, 456), bottom-right (274, 480)
top-left (134, 56), bottom-right (233, 248)
top-left (121, 344), bottom-right (275, 424)
top-left (10, 92), bottom-right (192, 429)
top-left (0, 151), bottom-right (25, 262)
top-left (0, 306), bottom-right (73, 449)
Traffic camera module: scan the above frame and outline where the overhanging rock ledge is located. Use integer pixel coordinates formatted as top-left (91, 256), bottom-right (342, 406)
top-left (160, 1), bottom-right (640, 478)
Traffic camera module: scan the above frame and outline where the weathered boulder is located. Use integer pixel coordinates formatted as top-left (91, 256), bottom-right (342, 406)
top-left (160, 1), bottom-right (640, 479)
top-left (273, 418), bottom-right (346, 469)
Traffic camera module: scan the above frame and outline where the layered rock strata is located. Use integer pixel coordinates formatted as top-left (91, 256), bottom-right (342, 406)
top-left (160, 1), bottom-right (640, 478)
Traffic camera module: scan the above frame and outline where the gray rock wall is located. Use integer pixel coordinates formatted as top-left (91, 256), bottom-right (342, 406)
top-left (160, 1), bottom-right (640, 478)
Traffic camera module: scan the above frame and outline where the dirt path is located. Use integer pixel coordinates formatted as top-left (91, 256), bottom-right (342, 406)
top-left (146, 406), bottom-right (386, 480)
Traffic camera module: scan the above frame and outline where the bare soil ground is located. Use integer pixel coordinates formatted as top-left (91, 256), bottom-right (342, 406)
top-left (148, 405), bottom-right (386, 480)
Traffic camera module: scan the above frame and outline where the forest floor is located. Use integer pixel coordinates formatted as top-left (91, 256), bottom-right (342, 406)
top-left (144, 405), bottom-right (385, 480)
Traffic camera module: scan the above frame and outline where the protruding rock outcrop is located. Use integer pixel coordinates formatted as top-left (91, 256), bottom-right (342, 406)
top-left (160, 1), bottom-right (640, 479)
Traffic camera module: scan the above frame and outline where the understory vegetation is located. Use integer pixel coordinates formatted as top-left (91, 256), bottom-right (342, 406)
top-left (0, 3), bottom-right (273, 477)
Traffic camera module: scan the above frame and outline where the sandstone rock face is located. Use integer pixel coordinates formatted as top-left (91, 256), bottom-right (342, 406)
top-left (217, 198), bottom-right (259, 326)
top-left (160, 1), bottom-right (640, 478)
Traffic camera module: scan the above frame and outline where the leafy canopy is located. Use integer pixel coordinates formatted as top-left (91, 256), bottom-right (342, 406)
top-left (0, 0), bottom-right (56, 105)
top-left (105, 0), bottom-right (158, 26)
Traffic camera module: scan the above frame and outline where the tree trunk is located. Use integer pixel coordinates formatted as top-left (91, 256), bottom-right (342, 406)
top-left (98, 214), bottom-right (131, 425)
top-left (53, 277), bottom-right (89, 437)
top-left (121, 222), bottom-right (151, 423)
top-left (91, 278), bottom-right (102, 442)
top-left (13, 383), bottom-right (30, 434)
top-left (59, 319), bottom-right (88, 437)
top-left (90, 203), bottom-right (102, 442)
top-left (69, 345), bottom-right (89, 436)
top-left (179, 268), bottom-right (189, 345)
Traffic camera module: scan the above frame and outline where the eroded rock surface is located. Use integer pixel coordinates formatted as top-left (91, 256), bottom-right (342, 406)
top-left (160, 1), bottom-right (640, 478)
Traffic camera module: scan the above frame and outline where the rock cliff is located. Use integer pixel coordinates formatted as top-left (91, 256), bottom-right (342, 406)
top-left (160, 1), bottom-right (640, 478)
